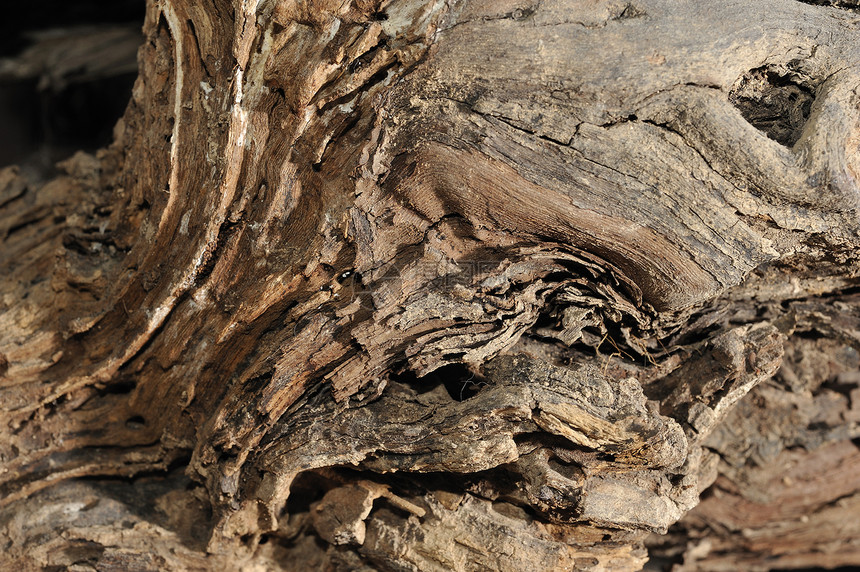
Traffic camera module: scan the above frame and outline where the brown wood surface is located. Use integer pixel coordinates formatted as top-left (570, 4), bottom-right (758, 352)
top-left (1, 0), bottom-right (859, 570)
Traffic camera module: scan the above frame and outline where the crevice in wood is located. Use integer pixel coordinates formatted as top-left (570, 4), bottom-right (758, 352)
top-left (729, 66), bottom-right (816, 147)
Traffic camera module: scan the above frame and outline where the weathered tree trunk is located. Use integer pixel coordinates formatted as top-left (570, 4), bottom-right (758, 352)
top-left (2, 0), bottom-right (860, 570)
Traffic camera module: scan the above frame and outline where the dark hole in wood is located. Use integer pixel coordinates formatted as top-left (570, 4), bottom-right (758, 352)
top-left (389, 362), bottom-right (487, 401)
top-left (794, 0), bottom-right (860, 10)
top-left (729, 66), bottom-right (815, 147)
top-left (285, 471), bottom-right (333, 516)
top-left (100, 379), bottom-right (137, 395)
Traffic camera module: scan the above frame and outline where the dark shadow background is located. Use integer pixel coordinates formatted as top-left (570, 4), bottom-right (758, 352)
top-left (0, 0), bottom-right (144, 174)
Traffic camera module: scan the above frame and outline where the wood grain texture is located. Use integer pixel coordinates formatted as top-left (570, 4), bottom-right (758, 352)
top-left (1, 0), bottom-right (859, 569)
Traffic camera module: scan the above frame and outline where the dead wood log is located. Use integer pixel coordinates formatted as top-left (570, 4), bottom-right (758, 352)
top-left (1, 0), bottom-right (860, 570)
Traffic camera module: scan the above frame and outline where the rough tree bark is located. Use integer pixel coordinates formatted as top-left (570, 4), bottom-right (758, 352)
top-left (2, 0), bottom-right (860, 570)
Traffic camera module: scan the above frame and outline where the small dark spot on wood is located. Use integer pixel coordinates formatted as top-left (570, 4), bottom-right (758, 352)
top-left (795, 329), bottom-right (826, 340)
top-left (366, 67), bottom-right (392, 87)
top-left (126, 415), bottom-right (146, 429)
top-left (511, 6), bottom-right (536, 20)
top-left (337, 269), bottom-right (353, 283)
top-left (613, 2), bottom-right (647, 20)
top-left (101, 379), bottom-right (137, 395)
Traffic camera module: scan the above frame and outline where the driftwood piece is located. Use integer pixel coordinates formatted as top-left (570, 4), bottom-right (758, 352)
top-left (1, 0), bottom-right (860, 570)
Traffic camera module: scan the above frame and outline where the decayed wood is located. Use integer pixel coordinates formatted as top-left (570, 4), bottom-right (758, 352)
top-left (647, 297), bottom-right (860, 570)
top-left (1, 0), bottom-right (860, 570)
top-left (649, 442), bottom-right (860, 571)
